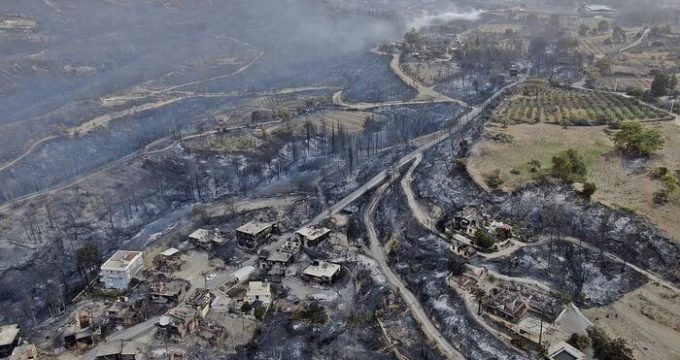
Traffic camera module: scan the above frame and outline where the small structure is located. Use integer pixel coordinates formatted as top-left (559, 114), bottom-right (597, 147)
top-left (100, 250), bottom-right (144, 290)
top-left (483, 289), bottom-right (530, 323)
top-left (451, 207), bottom-right (486, 236)
top-left (280, 238), bottom-right (301, 253)
top-left (188, 229), bottom-right (225, 249)
top-left (230, 265), bottom-right (256, 284)
top-left (160, 248), bottom-right (181, 260)
top-left (245, 281), bottom-right (272, 307)
top-left (106, 299), bottom-right (139, 326)
top-left (0, 324), bottom-right (20, 358)
top-left (94, 340), bottom-right (143, 360)
top-left (157, 306), bottom-right (199, 338)
top-left (235, 222), bottom-right (274, 249)
top-left (149, 278), bottom-right (190, 304)
top-left (295, 225), bottom-right (331, 247)
top-left (302, 261), bottom-right (341, 284)
top-left (63, 327), bottom-right (95, 349)
top-left (186, 288), bottom-right (213, 318)
top-left (548, 341), bottom-right (585, 360)
top-left (9, 343), bottom-right (38, 360)
top-left (261, 251), bottom-right (294, 271)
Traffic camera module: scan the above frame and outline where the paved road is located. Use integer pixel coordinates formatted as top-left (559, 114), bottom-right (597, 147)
top-left (364, 182), bottom-right (464, 360)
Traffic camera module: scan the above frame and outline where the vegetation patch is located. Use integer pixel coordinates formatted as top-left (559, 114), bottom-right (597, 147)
top-left (493, 81), bottom-right (669, 126)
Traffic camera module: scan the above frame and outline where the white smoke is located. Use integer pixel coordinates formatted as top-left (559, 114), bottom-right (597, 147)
top-left (409, 9), bottom-right (484, 29)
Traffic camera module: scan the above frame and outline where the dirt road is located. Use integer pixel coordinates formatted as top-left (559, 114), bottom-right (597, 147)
top-left (364, 182), bottom-right (464, 360)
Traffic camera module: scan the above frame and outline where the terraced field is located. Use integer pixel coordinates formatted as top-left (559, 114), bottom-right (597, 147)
top-left (577, 28), bottom-right (641, 57)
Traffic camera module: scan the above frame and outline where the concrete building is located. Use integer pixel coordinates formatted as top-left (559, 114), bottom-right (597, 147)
top-left (235, 222), bottom-right (274, 249)
top-left (245, 281), bottom-right (272, 307)
top-left (9, 343), bottom-right (38, 360)
top-left (188, 229), bottom-right (225, 249)
top-left (302, 261), bottom-right (341, 284)
top-left (0, 324), bottom-right (20, 358)
top-left (295, 225), bottom-right (331, 247)
top-left (100, 251), bottom-right (144, 290)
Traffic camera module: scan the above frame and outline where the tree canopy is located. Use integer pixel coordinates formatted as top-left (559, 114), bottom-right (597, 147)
top-left (614, 121), bottom-right (665, 156)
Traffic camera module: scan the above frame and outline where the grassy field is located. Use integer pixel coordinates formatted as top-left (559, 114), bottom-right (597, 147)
top-left (300, 110), bottom-right (377, 134)
top-left (593, 76), bottom-right (653, 91)
top-left (402, 60), bottom-right (459, 87)
top-left (493, 86), bottom-right (668, 125)
top-left (577, 28), bottom-right (641, 57)
top-left (478, 24), bottom-right (523, 34)
top-left (584, 282), bottom-right (680, 360)
top-left (623, 52), bottom-right (678, 68)
top-left (467, 122), bottom-right (680, 241)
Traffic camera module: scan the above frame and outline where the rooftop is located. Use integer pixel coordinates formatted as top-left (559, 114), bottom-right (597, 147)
top-left (95, 340), bottom-right (141, 357)
top-left (296, 225), bottom-right (331, 240)
top-left (101, 250), bottom-right (142, 271)
top-left (236, 221), bottom-right (273, 236)
top-left (246, 281), bottom-right (272, 298)
top-left (187, 288), bottom-right (213, 307)
top-left (303, 261), bottom-right (341, 279)
top-left (0, 324), bottom-right (20, 346)
top-left (266, 251), bottom-right (293, 263)
top-left (161, 248), bottom-right (180, 257)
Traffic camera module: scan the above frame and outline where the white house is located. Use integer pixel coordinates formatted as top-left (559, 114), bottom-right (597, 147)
top-left (100, 250), bottom-right (144, 290)
top-left (548, 341), bottom-right (585, 360)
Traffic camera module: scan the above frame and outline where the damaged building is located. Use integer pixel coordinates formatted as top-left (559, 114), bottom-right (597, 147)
top-left (302, 260), bottom-right (341, 285)
top-left (235, 222), bottom-right (275, 249)
top-left (295, 225), bottom-right (331, 247)
top-left (0, 324), bottom-right (20, 358)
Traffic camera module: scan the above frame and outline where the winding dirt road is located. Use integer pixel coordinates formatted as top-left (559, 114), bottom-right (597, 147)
top-left (364, 182), bottom-right (465, 360)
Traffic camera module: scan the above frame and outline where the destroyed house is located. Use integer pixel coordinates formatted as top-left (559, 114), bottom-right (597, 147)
top-left (157, 306), bottom-right (198, 338)
top-left (302, 261), bottom-right (341, 284)
top-left (295, 225), bottom-right (331, 247)
top-left (261, 251), bottom-right (294, 270)
top-left (9, 343), bottom-right (38, 360)
top-left (483, 289), bottom-right (530, 323)
top-left (188, 229), bottom-right (224, 249)
top-left (236, 222), bottom-right (274, 249)
top-left (0, 324), bottom-right (20, 358)
top-left (106, 300), bottom-right (139, 326)
top-left (186, 288), bottom-right (213, 318)
top-left (94, 340), bottom-right (142, 360)
top-left (451, 207), bottom-right (485, 236)
top-left (149, 278), bottom-right (190, 304)
top-left (100, 250), bottom-right (144, 290)
top-left (63, 326), bottom-right (95, 349)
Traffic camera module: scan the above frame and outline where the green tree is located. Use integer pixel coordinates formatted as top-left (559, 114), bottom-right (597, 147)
top-left (588, 327), bottom-right (635, 360)
top-left (551, 149), bottom-right (587, 182)
top-left (580, 182), bottom-right (597, 201)
top-left (614, 121), bottom-right (665, 156)
top-left (473, 229), bottom-right (495, 249)
top-left (651, 72), bottom-right (670, 97)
